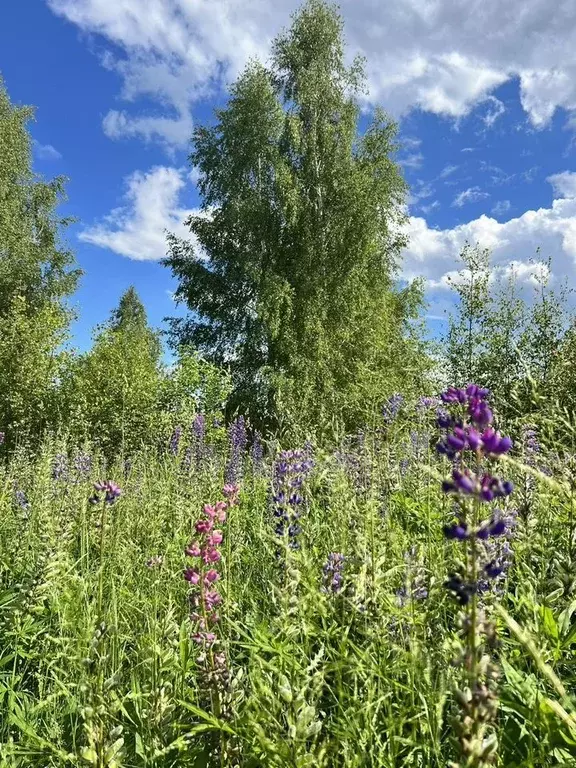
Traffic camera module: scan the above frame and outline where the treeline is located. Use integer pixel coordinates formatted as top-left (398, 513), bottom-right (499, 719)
top-left (1, 0), bottom-right (575, 459)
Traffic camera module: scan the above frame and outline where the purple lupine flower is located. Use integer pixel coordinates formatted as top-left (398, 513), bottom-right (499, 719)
top-left (181, 445), bottom-right (192, 471)
top-left (272, 448), bottom-right (314, 551)
top-left (438, 383), bottom-right (514, 602)
top-left (169, 426), bottom-right (182, 456)
top-left (522, 425), bottom-right (540, 459)
top-left (90, 480), bottom-right (122, 505)
top-left (336, 431), bottom-right (371, 494)
top-left (476, 509), bottom-right (518, 593)
top-left (322, 553), bottom-right (345, 594)
top-left (383, 393), bottom-right (404, 423)
top-left (225, 416), bottom-right (247, 485)
top-left (251, 431), bottom-right (264, 474)
top-left (192, 413), bottom-right (207, 466)
top-left (52, 453), bottom-right (69, 482)
top-left (439, 383), bottom-right (506, 766)
top-left (74, 451), bottom-right (92, 480)
top-left (417, 396), bottom-right (441, 413)
top-left (14, 487), bottom-right (30, 511)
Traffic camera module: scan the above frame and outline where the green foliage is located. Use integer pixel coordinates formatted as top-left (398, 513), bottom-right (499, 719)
top-left (0, 297), bottom-right (70, 449)
top-left (0, 75), bottom-right (80, 448)
top-left (60, 287), bottom-right (162, 458)
top-left (445, 244), bottom-right (573, 425)
top-left (157, 347), bottom-right (232, 441)
top-left (165, 0), bottom-right (427, 436)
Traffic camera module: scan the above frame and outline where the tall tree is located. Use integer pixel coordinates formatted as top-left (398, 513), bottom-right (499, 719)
top-left (165, 0), bottom-right (422, 434)
top-left (0, 74), bottom-right (80, 446)
top-left (110, 285), bottom-right (149, 333)
top-left (61, 288), bottom-right (161, 457)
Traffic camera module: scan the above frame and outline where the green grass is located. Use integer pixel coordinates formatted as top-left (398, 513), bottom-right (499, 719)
top-left (1, 424), bottom-right (576, 767)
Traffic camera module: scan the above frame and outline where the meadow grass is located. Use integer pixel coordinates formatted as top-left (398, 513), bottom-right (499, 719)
top-left (1, 407), bottom-right (576, 767)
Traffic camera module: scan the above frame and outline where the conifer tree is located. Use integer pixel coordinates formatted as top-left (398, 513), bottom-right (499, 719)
top-left (62, 287), bottom-right (161, 457)
top-left (165, 0), bottom-right (424, 434)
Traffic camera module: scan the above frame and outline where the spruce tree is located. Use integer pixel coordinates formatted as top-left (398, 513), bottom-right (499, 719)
top-left (62, 288), bottom-right (161, 457)
top-left (165, 0), bottom-right (422, 434)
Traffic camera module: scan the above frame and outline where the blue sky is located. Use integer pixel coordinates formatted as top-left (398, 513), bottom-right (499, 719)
top-left (2, 0), bottom-right (576, 352)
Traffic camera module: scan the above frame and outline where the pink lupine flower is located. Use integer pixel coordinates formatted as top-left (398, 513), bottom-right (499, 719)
top-left (202, 546), bottom-right (221, 564)
top-left (223, 484), bottom-right (239, 502)
top-left (184, 489), bottom-right (239, 702)
top-left (184, 567), bottom-right (200, 584)
top-left (196, 518), bottom-right (214, 534)
top-left (204, 590), bottom-right (222, 610)
top-left (185, 541), bottom-right (201, 557)
top-left (192, 631), bottom-right (217, 645)
top-left (208, 530), bottom-right (223, 546)
top-left (204, 569), bottom-right (220, 583)
top-left (203, 504), bottom-right (217, 519)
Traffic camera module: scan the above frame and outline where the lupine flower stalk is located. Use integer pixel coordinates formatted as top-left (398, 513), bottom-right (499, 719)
top-left (184, 487), bottom-right (237, 663)
top-left (88, 481), bottom-right (122, 620)
top-left (183, 485), bottom-right (239, 758)
top-left (14, 485), bottom-right (30, 512)
top-left (518, 424), bottom-right (540, 521)
top-left (169, 425), bottom-right (182, 456)
top-left (225, 416), bottom-right (247, 485)
top-left (52, 453), bottom-right (69, 482)
top-left (271, 449), bottom-right (314, 552)
top-left (382, 393), bottom-right (404, 424)
top-left (192, 413), bottom-right (207, 467)
top-left (74, 451), bottom-right (93, 481)
top-left (322, 553), bottom-right (345, 594)
top-left (437, 384), bottom-right (513, 768)
top-left (251, 430), bottom-right (264, 475)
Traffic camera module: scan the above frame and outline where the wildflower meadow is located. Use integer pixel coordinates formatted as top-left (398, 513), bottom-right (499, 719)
top-left (2, 388), bottom-right (576, 768)
top-left (3, 0), bottom-right (576, 765)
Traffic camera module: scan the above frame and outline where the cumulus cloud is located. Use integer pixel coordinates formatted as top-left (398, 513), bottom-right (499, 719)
top-left (548, 170), bottom-right (576, 199)
top-left (402, 174), bottom-right (576, 298)
top-left (452, 186), bottom-right (490, 207)
top-left (79, 165), bottom-right (197, 260)
top-left (46, 0), bottom-right (576, 148)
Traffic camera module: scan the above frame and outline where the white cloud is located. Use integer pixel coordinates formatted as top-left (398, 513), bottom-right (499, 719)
top-left (548, 171), bottom-right (576, 199)
top-left (407, 179), bottom-right (435, 207)
top-left (420, 200), bottom-right (441, 214)
top-left (102, 109), bottom-right (193, 151)
top-left (47, 0), bottom-right (576, 148)
top-left (32, 140), bottom-right (62, 160)
top-left (399, 152), bottom-right (424, 169)
top-left (402, 175), bottom-right (576, 298)
top-left (479, 95), bottom-right (506, 128)
top-left (79, 165), bottom-right (197, 260)
top-left (479, 161), bottom-right (514, 186)
top-left (491, 199), bottom-right (511, 216)
top-left (440, 164), bottom-right (459, 179)
top-left (452, 186), bottom-right (490, 207)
